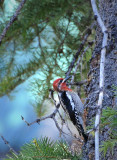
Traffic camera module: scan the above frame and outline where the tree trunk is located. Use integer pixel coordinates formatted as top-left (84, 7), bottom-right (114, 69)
top-left (83, 0), bottom-right (117, 159)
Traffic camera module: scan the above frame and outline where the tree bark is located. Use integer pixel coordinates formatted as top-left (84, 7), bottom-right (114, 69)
top-left (83, 0), bottom-right (117, 159)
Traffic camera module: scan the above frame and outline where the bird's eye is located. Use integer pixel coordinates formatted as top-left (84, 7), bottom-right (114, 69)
top-left (57, 79), bottom-right (63, 88)
top-left (58, 79), bottom-right (63, 88)
top-left (58, 79), bottom-right (63, 85)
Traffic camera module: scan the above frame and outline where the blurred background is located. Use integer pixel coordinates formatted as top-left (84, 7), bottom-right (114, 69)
top-left (0, 0), bottom-right (93, 159)
top-left (0, 82), bottom-right (59, 159)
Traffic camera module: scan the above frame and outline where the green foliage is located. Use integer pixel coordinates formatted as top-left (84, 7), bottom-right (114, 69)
top-left (100, 139), bottom-right (117, 157)
top-left (0, 0), bottom-right (93, 116)
top-left (100, 107), bottom-right (117, 157)
top-left (101, 107), bottom-right (117, 130)
top-left (5, 137), bottom-right (81, 160)
top-left (112, 85), bottom-right (117, 97)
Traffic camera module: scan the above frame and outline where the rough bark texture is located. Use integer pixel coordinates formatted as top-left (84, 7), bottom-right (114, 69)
top-left (83, 0), bottom-right (117, 159)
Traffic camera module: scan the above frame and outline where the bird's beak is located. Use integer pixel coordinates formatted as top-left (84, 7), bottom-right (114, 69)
top-left (63, 76), bottom-right (71, 83)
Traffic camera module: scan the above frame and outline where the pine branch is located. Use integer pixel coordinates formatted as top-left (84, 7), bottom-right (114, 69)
top-left (0, 133), bottom-right (18, 156)
top-left (65, 22), bottom-right (95, 77)
top-left (57, 18), bottom-right (70, 54)
top-left (49, 89), bottom-right (65, 123)
top-left (69, 45), bottom-right (90, 87)
top-left (0, 0), bottom-right (26, 45)
top-left (21, 102), bottom-right (60, 126)
top-left (90, 0), bottom-right (108, 160)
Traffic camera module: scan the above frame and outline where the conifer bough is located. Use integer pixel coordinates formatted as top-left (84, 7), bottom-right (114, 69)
top-left (0, 0), bottom-right (26, 45)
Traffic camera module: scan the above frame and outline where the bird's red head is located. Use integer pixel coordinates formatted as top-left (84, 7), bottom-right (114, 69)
top-left (53, 77), bottom-right (72, 92)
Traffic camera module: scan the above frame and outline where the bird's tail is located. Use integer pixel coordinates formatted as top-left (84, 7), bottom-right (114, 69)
top-left (76, 124), bottom-right (88, 142)
top-left (82, 132), bottom-right (88, 142)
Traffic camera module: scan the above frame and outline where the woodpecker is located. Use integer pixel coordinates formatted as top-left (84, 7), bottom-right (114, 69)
top-left (53, 77), bottom-right (88, 142)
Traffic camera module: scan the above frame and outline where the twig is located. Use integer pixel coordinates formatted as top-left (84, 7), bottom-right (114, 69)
top-left (57, 18), bottom-right (70, 54)
top-left (52, 116), bottom-right (63, 133)
top-left (21, 103), bottom-right (60, 126)
top-left (86, 124), bottom-right (99, 134)
top-left (69, 45), bottom-right (90, 87)
top-left (49, 89), bottom-right (56, 104)
top-left (65, 22), bottom-right (95, 77)
top-left (0, 0), bottom-right (26, 45)
top-left (65, 118), bottom-right (75, 136)
top-left (53, 115), bottom-right (83, 145)
top-left (49, 89), bottom-right (65, 123)
top-left (91, 0), bottom-right (108, 160)
top-left (69, 80), bottom-right (87, 86)
top-left (22, 114), bottom-right (83, 143)
top-left (0, 133), bottom-right (18, 156)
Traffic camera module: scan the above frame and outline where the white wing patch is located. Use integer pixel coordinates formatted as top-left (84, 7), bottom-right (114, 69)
top-left (66, 92), bottom-right (75, 110)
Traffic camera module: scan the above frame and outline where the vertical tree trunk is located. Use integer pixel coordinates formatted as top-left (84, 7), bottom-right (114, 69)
top-left (83, 0), bottom-right (117, 159)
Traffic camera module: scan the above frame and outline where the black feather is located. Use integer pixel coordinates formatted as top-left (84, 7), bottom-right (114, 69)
top-left (60, 91), bottom-right (76, 125)
top-left (60, 91), bottom-right (88, 142)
